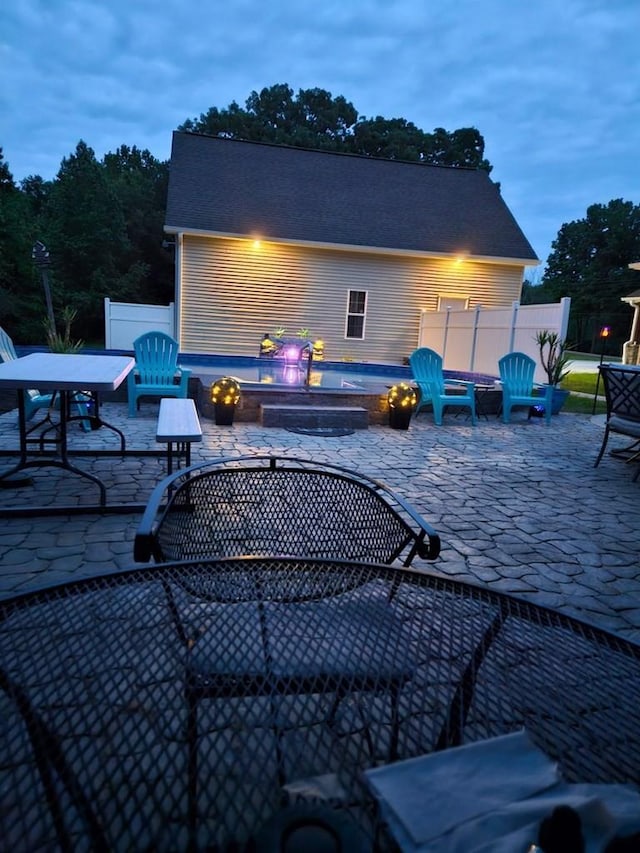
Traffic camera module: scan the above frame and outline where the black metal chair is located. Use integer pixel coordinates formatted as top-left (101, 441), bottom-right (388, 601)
top-left (134, 455), bottom-right (440, 844)
top-left (594, 364), bottom-right (640, 480)
top-left (169, 561), bottom-right (417, 842)
top-left (134, 454), bottom-right (441, 566)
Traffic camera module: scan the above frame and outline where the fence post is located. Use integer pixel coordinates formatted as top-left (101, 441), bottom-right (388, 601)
top-left (104, 298), bottom-right (111, 349)
top-left (442, 308), bottom-right (451, 361)
top-left (469, 306), bottom-right (481, 371)
top-left (509, 301), bottom-right (519, 353)
top-left (559, 297), bottom-right (571, 341)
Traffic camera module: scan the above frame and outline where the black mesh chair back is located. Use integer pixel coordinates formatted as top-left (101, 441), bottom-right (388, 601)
top-left (135, 455), bottom-right (440, 566)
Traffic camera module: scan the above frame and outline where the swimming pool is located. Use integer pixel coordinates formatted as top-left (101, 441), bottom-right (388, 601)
top-left (179, 354), bottom-right (498, 391)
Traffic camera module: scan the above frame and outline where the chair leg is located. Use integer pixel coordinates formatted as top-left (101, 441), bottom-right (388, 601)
top-left (186, 691), bottom-right (199, 850)
top-left (594, 427), bottom-right (610, 467)
top-left (389, 683), bottom-right (401, 761)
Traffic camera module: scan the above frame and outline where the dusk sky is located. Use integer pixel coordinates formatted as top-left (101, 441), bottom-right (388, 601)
top-left (3, 0), bottom-right (639, 271)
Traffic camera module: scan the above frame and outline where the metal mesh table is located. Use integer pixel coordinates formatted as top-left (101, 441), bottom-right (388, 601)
top-left (1, 558), bottom-right (639, 851)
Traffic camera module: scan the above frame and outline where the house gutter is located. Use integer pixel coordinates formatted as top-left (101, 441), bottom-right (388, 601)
top-left (163, 225), bottom-right (539, 268)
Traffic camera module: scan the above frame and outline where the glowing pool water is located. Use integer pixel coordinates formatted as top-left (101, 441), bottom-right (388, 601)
top-left (180, 354), bottom-right (499, 391)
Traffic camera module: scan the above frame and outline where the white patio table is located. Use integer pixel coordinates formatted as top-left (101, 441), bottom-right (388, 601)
top-left (0, 352), bottom-right (134, 505)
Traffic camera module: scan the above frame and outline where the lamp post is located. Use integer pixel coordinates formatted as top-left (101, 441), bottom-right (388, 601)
top-left (592, 325), bottom-right (611, 414)
top-left (32, 240), bottom-right (55, 334)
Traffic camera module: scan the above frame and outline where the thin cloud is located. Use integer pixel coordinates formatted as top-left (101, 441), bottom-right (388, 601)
top-left (2, 0), bottom-right (639, 264)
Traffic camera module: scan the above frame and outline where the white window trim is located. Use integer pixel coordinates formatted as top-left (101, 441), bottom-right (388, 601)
top-left (437, 294), bottom-right (469, 311)
top-left (345, 289), bottom-right (368, 340)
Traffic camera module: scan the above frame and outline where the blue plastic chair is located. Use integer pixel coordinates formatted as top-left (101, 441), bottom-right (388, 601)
top-left (0, 326), bottom-right (93, 430)
top-left (127, 331), bottom-right (192, 417)
top-left (0, 326), bottom-right (53, 421)
top-left (498, 352), bottom-right (553, 425)
top-left (409, 347), bottom-right (477, 425)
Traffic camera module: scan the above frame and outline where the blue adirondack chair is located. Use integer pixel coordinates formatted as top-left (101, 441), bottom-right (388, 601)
top-left (498, 351), bottom-right (554, 425)
top-left (0, 326), bottom-right (54, 421)
top-left (0, 325), bottom-right (93, 430)
top-left (409, 347), bottom-right (477, 425)
top-left (127, 331), bottom-right (192, 417)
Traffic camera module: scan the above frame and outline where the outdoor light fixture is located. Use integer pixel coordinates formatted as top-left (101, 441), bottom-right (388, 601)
top-left (312, 339), bottom-right (325, 361)
top-left (283, 345), bottom-right (301, 363)
top-left (211, 377), bottom-right (241, 426)
top-left (387, 382), bottom-right (417, 430)
top-left (387, 383), bottom-right (417, 409)
top-left (211, 377), bottom-right (241, 406)
top-left (592, 325), bottom-right (613, 414)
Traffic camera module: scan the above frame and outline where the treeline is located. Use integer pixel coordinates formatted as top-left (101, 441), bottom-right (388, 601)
top-left (0, 84), bottom-right (494, 346)
top-left (0, 143), bottom-right (173, 344)
top-left (522, 198), bottom-right (640, 353)
top-left (3, 82), bottom-right (638, 353)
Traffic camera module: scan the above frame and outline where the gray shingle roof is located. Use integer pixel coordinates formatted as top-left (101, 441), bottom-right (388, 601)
top-left (166, 131), bottom-right (538, 262)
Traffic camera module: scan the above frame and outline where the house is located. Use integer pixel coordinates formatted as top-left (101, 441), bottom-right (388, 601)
top-left (622, 262), bottom-right (640, 364)
top-left (165, 131), bottom-right (539, 363)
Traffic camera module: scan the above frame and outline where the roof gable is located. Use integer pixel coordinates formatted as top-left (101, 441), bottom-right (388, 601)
top-left (166, 131), bottom-right (538, 263)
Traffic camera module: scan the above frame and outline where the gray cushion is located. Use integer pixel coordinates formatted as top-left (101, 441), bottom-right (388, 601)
top-left (609, 415), bottom-right (640, 437)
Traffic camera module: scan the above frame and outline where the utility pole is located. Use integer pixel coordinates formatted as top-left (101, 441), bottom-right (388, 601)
top-left (32, 241), bottom-right (55, 334)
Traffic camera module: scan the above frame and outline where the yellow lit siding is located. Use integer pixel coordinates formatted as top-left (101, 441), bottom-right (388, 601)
top-left (178, 235), bottom-right (524, 362)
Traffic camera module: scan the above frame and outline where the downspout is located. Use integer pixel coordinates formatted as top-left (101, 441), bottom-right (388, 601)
top-left (175, 233), bottom-right (183, 347)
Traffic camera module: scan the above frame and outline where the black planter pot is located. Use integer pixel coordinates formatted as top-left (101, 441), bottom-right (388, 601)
top-left (389, 406), bottom-right (412, 430)
top-left (214, 402), bottom-right (236, 426)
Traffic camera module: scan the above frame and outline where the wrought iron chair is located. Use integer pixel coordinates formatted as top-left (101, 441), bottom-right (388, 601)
top-left (176, 560), bottom-right (417, 839)
top-left (127, 331), bottom-right (191, 417)
top-left (134, 454), bottom-right (441, 565)
top-left (594, 364), bottom-right (640, 480)
top-left (134, 455), bottom-right (440, 840)
top-left (498, 351), bottom-right (553, 425)
top-left (409, 347), bottom-right (476, 425)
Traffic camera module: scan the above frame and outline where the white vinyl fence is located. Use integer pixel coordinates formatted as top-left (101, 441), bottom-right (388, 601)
top-left (104, 299), bottom-right (175, 350)
top-left (418, 298), bottom-right (571, 382)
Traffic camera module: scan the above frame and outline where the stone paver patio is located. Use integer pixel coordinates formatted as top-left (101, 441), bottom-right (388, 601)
top-left (0, 401), bottom-right (638, 642)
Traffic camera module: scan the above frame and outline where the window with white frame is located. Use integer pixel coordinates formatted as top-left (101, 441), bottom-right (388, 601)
top-left (437, 295), bottom-right (469, 311)
top-left (345, 289), bottom-right (367, 339)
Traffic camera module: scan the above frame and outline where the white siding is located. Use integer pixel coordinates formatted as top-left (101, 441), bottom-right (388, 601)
top-left (178, 235), bottom-right (524, 363)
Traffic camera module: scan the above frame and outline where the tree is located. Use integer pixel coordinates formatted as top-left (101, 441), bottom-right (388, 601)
top-left (0, 149), bottom-right (42, 340)
top-left (542, 199), bottom-right (640, 350)
top-left (180, 83), bottom-right (492, 172)
top-left (40, 141), bottom-right (147, 340)
top-left (102, 145), bottom-right (173, 305)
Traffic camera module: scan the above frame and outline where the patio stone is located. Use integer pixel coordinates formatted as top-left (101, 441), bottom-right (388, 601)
top-left (0, 403), bottom-right (638, 641)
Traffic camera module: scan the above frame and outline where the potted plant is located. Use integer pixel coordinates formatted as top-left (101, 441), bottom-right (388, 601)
top-left (211, 377), bottom-right (241, 425)
top-left (387, 382), bottom-right (417, 430)
top-left (535, 330), bottom-right (572, 414)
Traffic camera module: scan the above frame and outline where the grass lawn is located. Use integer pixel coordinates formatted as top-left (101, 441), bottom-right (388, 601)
top-left (561, 372), bottom-right (606, 414)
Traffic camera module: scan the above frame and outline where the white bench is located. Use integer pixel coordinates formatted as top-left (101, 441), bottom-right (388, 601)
top-left (156, 398), bottom-right (202, 474)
